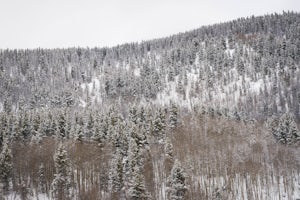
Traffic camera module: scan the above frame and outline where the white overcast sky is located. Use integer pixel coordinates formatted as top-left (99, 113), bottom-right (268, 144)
top-left (0, 0), bottom-right (299, 49)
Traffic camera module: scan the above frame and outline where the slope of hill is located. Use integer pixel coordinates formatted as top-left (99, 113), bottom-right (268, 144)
top-left (0, 11), bottom-right (299, 120)
top-left (0, 12), bottom-right (299, 200)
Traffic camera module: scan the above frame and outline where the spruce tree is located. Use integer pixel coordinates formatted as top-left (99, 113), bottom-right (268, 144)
top-left (128, 137), bottom-right (142, 172)
top-left (277, 113), bottom-right (299, 144)
top-left (138, 106), bottom-right (146, 125)
top-left (51, 143), bottom-right (73, 200)
top-left (152, 109), bottom-right (166, 142)
top-left (130, 123), bottom-right (148, 150)
top-left (128, 166), bottom-right (150, 200)
top-left (100, 115), bottom-right (109, 140)
top-left (129, 106), bottom-right (139, 125)
top-left (92, 117), bottom-right (104, 145)
top-left (57, 112), bottom-right (67, 139)
top-left (21, 112), bottom-right (31, 141)
top-left (168, 160), bottom-right (187, 200)
top-left (0, 114), bottom-right (8, 146)
top-left (164, 137), bottom-right (174, 172)
top-left (0, 141), bottom-right (12, 191)
top-left (85, 112), bottom-right (94, 138)
top-left (11, 114), bottom-right (22, 142)
top-left (169, 103), bottom-right (178, 129)
top-left (109, 148), bottom-right (124, 197)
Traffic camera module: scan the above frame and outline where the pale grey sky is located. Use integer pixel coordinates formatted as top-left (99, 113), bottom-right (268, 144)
top-left (0, 0), bottom-right (299, 49)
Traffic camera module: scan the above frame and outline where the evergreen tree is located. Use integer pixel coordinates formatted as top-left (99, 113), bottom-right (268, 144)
top-left (30, 115), bottom-right (44, 144)
top-left (85, 112), bottom-right (94, 138)
top-left (127, 137), bottom-right (143, 172)
top-left (21, 112), bottom-right (31, 141)
top-left (57, 112), bottom-right (67, 139)
top-left (152, 109), bottom-right (166, 142)
top-left (0, 141), bottom-right (12, 191)
top-left (168, 160), bottom-right (187, 200)
top-left (51, 143), bottom-right (73, 200)
top-left (164, 137), bottom-right (174, 160)
top-left (128, 166), bottom-right (150, 200)
top-left (11, 116), bottom-right (23, 142)
top-left (276, 113), bottom-right (299, 144)
top-left (109, 148), bottom-right (124, 197)
top-left (112, 120), bottom-right (128, 153)
top-left (100, 115), bottom-right (109, 140)
top-left (169, 103), bottom-right (178, 129)
top-left (92, 116), bottom-right (105, 145)
top-left (0, 114), bottom-right (8, 146)
top-left (138, 106), bottom-right (146, 125)
top-left (32, 114), bottom-right (41, 135)
top-left (108, 107), bottom-right (118, 127)
top-left (129, 106), bottom-right (139, 125)
top-left (130, 123), bottom-right (148, 150)
top-left (48, 116), bottom-right (57, 137)
top-left (164, 137), bottom-right (174, 172)
top-left (6, 114), bottom-right (15, 142)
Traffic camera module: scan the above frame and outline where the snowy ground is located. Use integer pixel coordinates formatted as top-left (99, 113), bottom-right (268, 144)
top-left (192, 172), bottom-right (300, 200)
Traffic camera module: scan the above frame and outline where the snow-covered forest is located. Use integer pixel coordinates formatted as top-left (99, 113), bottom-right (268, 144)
top-left (0, 12), bottom-right (300, 199)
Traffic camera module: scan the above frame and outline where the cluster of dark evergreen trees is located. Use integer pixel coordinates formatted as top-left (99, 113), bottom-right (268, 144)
top-left (0, 103), bottom-right (188, 199)
top-left (0, 104), bottom-right (180, 145)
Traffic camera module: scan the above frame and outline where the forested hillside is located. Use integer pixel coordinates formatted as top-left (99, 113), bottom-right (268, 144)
top-left (0, 12), bottom-right (300, 200)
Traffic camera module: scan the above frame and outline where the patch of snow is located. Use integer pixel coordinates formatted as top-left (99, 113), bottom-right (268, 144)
top-left (250, 79), bottom-right (264, 93)
top-left (133, 68), bottom-right (140, 76)
top-left (125, 63), bottom-right (130, 71)
top-left (81, 83), bottom-right (86, 92)
top-left (225, 49), bottom-right (235, 57)
top-left (67, 64), bottom-right (72, 75)
top-left (5, 192), bottom-right (50, 200)
top-left (79, 99), bottom-right (87, 108)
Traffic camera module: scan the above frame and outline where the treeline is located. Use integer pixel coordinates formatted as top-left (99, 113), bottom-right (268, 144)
top-left (0, 103), bottom-right (180, 146)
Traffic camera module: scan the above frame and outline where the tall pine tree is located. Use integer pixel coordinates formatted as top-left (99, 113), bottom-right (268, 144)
top-left (51, 143), bottom-right (73, 200)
